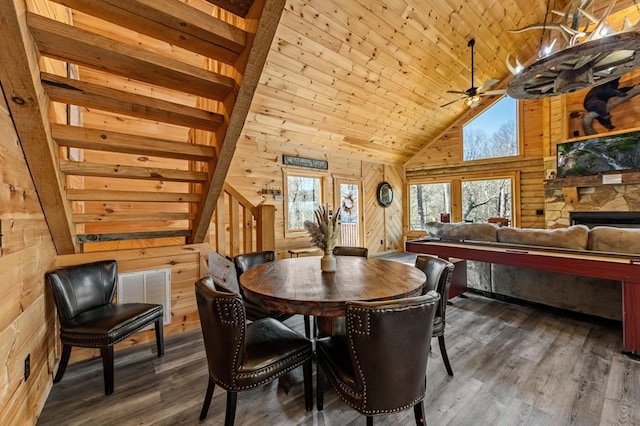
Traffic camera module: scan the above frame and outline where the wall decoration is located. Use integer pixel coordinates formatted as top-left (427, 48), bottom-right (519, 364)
top-left (282, 155), bottom-right (328, 170)
top-left (556, 130), bottom-right (640, 177)
top-left (582, 78), bottom-right (640, 135)
top-left (376, 182), bottom-right (393, 208)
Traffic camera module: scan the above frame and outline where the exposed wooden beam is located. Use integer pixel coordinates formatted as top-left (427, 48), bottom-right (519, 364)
top-left (66, 189), bottom-right (201, 203)
top-left (191, 0), bottom-right (285, 243)
top-left (0, 0), bottom-right (76, 254)
top-left (77, 229), bottom-right (191, 243)
top-left (72, 212), bottom-right (196, 223)
top-left (50, 0), bottom-right (246, 62)
top-left (42, 74), bottom-right (224, 131)
top-left (203, 0), bottom-right (255, 18)
top-left (60, 160), bottom-right (208, 182)
top-left (28, 12), bottom-right (234, 100)
top-left (52, 124), bottom-right (216, 161)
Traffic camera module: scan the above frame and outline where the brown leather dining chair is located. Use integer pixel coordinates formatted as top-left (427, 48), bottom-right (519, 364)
top-left (333, 245), bottom-right (369, 257)
top-left (195, 277), bottom-right (313, 425)
top-left (414, 255), bottom-right (456, 376)
top-left (233, 250), bottom-right (292, 322)
top-left (46, 260), bottom-right (164, 395)
top-left (316, 292), bottom-right (440, 425)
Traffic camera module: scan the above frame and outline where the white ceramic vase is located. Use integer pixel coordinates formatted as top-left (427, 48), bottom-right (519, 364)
top-left (320, 252), bottom-right (336, 272)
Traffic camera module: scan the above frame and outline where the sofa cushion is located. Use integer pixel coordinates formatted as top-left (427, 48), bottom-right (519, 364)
top-left (588, 226), bottom-right (640, 254)
top-left (424, 222), bottom-right (498, 242)
top-left (496, 225), bottom-right (589, 250)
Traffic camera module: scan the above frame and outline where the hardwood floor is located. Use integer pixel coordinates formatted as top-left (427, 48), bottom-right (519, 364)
top-left (38, 293), bottom-right (640, 425)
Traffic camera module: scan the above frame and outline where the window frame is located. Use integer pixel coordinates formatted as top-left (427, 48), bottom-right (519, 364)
top-left (462, 96), bottom-right (524, 164)
top-left (282, 168), bottom-right (327, 238)
top-left (460, 173), bottom-right (519, 225)
top-left (405, 171), bottom-right (520, 237)
top-left (407, 180), bottom-right (454, 232)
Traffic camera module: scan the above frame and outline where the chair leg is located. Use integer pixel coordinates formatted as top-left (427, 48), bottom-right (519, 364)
top-left (225, 391), bottom-right (238, 426)
top-left (101, 346), bottom-right (115, 395)
top-left (155, 318), bottom-right (164, 357)
top-left (199, 377), bottom-right (216, 420)
top-left (367, 416), bottom-right (373, 425)
top-left (414, 400), bottom-right (426, 425)
top-left (303, 359), bottom-right (313, 412)
top-left (304, 315), bottom-right (311, 338)
top-left (53, 344), bottom-right (72, 383)
top-left (438, 335), bottom-right (454, 377)
top-left (316, 366), bottom-right (325, 411)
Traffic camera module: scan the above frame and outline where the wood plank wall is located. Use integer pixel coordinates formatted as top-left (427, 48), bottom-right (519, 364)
top-left (226, 134), bottom-right (395, 257)
top-left (0, 72), bottom-right (58, 426)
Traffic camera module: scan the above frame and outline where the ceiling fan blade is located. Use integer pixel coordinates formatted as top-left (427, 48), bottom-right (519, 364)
top-left (479, 89), bottom-right (506, 96)
top-left (479, 78), bottom-right (500, 90)
top-left (446, 90), bottom-right (468, 95)
top-left (440, 96), bottom-right (465, 107)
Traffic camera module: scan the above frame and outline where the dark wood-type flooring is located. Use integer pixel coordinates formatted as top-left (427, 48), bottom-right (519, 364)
top-left (38, 254), bottom-right (640, 425)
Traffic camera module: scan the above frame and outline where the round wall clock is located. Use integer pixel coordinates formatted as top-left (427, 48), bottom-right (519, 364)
top-left (376, 182), bottom-right (393, 207)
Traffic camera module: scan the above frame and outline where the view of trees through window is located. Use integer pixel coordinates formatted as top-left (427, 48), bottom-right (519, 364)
top-left (286, 175), bottom-right (322, 230)
top-left (462, 178), bottom-right (512, 223)
top-left (408, 183), bottom-right (451, 230)
top-left (463, 96), bottom-right (518, 161)
top-left (408, 177), bottom-right (513, 230)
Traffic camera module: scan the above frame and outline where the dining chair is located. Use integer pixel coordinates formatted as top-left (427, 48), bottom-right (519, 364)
top-left (46, 260), bottom-right (164, 395)
top-left (195, 277), bottom-right (313, 425)
top-left (233, 251), bottom-right (292, 323)
top-left (414, 255), bottom-right (456, 376)
top-left (316, 292), bottom-right (440, 425)
top-left (333, 245), bottom-right (368, 257)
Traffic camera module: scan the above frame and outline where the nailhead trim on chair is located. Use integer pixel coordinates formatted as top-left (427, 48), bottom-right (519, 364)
top-left (233, 348), bottom-right (312, 390)
top-left (214, 297), bottom-right (245, 389)
top-left (345, 303), bottom-right (429, 415)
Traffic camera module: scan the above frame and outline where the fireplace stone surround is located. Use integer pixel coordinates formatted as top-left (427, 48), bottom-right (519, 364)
top-left (544, 182), bottom-right (640, 228)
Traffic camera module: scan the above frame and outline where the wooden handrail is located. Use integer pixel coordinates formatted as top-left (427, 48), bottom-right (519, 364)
top-left (210, 183), bottom-right (275, 257)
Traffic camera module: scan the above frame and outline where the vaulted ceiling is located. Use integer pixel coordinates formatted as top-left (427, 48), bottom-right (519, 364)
top-left (242, 0), bottom-right (637, 164)
top-left (1, 0), bottom-right (634, 253)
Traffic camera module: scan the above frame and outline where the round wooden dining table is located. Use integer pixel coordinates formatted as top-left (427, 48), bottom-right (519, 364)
top-left (239, 256), bottom-right (426, 318)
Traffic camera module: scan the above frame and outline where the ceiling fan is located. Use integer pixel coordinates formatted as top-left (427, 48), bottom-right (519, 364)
top-left (441, 38), bottom-right (505, 108)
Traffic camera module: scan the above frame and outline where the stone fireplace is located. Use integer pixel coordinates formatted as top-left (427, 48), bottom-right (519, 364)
top-left (544, 182), bottom-right (640, 228)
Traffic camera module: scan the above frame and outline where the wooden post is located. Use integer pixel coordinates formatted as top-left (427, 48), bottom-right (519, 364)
top-left (256, 204), bottom-right (275, 251)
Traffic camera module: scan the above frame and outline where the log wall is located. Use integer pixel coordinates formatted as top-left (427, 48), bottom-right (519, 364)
top-left (405, 98), bottom-right (547, 231)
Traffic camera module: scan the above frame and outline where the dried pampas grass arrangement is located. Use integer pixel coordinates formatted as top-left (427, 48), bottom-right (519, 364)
top-left (303, 204), bottom-right (340, 253)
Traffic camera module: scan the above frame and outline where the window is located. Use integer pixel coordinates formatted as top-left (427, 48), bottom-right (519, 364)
top-left (461, 177), bottom-right (513, 223)
top-left (408, 182), bottom-right (451, 230)
top-left (284, 171), bottom-right (324, 235)
top-left (463, 96), bottom-right (518, 161)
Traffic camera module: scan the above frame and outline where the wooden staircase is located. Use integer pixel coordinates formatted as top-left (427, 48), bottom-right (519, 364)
top-left (0, 0), bottom-right (284, 254)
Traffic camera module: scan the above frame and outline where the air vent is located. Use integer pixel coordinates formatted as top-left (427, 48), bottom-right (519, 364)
top-left (117, 268), bottom-right (171, 325)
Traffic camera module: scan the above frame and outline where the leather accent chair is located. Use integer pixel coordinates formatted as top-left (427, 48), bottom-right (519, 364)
top-left (233, 251), bottom-right (291, 323)
top-left (414, 255), bottom-right (456, 376)
top-left (46, 260), bottom-right (164, 395)
top-left (316, 292), bottom-right (440, 425)
top-left (195, 277), bottom-right (313, 425)
top-left (333, 246), bottom-right (368, 257)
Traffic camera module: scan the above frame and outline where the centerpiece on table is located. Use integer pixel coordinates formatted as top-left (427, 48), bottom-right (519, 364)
top-left (303, 204), bottom-right (340, 272)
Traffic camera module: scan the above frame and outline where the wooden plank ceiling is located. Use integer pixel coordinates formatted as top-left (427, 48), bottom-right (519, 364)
top-left (0, 0), bottom-right (629, 253)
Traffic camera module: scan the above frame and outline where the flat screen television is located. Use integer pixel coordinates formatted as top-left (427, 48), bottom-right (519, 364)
top-left (556, 130), bottom-right (640, 178)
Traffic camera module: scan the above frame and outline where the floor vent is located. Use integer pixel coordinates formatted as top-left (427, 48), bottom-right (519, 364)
top-left (117, 268), bottom-right (171, 325)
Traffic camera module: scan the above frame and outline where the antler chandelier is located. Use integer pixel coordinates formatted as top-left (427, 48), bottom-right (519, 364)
top-left (506, 0), bottom-right (640, 99)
